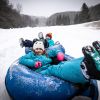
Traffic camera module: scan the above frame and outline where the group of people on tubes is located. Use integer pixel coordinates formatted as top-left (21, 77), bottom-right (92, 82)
top-left (19, 32), bottom-right (100, 85)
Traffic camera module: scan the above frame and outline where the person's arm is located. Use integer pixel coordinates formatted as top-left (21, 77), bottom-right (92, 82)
top-left (50, 39), bottom-right (55, 46)
top-left (19, 52), bottom-right (36, 67)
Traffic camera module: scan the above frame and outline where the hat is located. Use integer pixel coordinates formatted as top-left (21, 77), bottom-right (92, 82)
top-left (46, 33), bottom-right (52, 39)
top-left (33, 41), bottom-right (45, 51)
top-left (32, 38), bottom-right (39, 44)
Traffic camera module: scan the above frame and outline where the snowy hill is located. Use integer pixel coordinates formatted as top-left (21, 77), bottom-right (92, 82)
top-left (85, 20), bottom-right (100, 28)
top-left (0, 21), bottom-right (100, 100)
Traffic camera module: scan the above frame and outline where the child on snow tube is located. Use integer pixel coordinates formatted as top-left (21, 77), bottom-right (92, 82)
top-left (19, 39), bottom-right (65, 71)
top-left (45, 33), bottom-right (54, 47)
top-left (19, 40), bottom-right (52, 71)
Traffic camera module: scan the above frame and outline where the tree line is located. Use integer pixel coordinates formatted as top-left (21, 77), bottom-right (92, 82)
top-left (0, 0), bottom-right (38, 29)
top-left (46, 3), bottom-right (100, 26)
top-left (0, 0), bottom-right (100, 28)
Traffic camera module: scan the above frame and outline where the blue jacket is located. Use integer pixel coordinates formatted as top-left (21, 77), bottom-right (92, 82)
top-left (46, 44), bottom-right (64, 58)
top-left (19, 51), bottom-right (52, 71)
top-left (47, 39), bottom-right (54, 47)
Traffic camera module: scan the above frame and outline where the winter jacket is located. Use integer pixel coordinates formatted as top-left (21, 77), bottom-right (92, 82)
top-left (46, 39), bottom-right (54, 47)
top-left (19, 51), bottom-right (52, 72)
top-left (46, 44), bottom-right (64, 58)
top-left (40, 57), bottom-right (88, 84)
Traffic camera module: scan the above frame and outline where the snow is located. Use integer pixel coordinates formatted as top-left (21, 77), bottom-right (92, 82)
top-left (0, 21), bottom-right (100, 100)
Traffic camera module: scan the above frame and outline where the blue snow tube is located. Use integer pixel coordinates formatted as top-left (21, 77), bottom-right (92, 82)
top-left (5, 60), bottom-right (98, 100)
top-left (5, 60), bottom-right (80, 100)
top-left (5, 44), bottom-right (98, 100)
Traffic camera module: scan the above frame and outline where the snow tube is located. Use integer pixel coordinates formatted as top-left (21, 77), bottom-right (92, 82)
top-left (5, 44), bottom-right (98, 100)
top-left (5, 60), bottom-right (79, 100)
top-left (5, 60), bottom-right (98, 100)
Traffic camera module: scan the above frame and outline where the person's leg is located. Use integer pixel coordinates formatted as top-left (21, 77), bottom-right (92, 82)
top-left (24, 38), bottom-right (39, 47)
top-left (41, 41), bottom-right (100, 83)
top-left (24, 40), bottom-right (33, 47)
top-left (19, 38), bottom-right (33, 48)
top-left (81, 41), bottom-right (100, 80)
top-left (41, 57), bottom-right (88, 84)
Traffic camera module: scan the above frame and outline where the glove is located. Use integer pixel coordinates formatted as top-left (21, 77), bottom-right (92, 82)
top-left (35, 61), bottom-right (42, 68)
top-left (57, 52), bottom-right (64, 61)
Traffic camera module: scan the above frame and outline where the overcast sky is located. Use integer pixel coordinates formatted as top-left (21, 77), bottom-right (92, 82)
top-left (9, 0), bottom-right (100, 17)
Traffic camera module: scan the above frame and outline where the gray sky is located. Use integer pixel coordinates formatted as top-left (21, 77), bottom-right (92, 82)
top-left (9, 0), bottom-right (100, 17)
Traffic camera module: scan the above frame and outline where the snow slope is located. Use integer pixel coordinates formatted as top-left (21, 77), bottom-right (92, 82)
top-left (0, 21), bottom-right (100, 100)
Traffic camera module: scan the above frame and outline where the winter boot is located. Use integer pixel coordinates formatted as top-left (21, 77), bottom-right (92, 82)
top-left (81, 42), bottom-right (100, 80)
top-left (38, 32), bottom-right (44, 40)
top-left (19, 38), bottom-right (24, 48)
top-left (92, 41), bottom-right (100, 55)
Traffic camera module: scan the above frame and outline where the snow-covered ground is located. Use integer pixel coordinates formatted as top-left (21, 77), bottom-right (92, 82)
top-left (0, 21), bottom-right (100, 100)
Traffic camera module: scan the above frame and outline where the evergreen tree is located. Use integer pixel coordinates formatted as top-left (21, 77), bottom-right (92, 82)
top-left (89, 4), bottom-right (100, 21)
top-left (78, 3), bottom-right (91, 23)
top-left (0, 0), bottom-right (37, 28)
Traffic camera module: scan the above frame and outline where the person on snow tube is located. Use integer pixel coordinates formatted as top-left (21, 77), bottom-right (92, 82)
top-left (19, 39), bottom-right (65, 71)
top-left (45, 32), bottom-right (55, 47)
top-left (19, 40), bottom-right (52, 71)
top-left (19, 32), bottom-right (54, 49)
